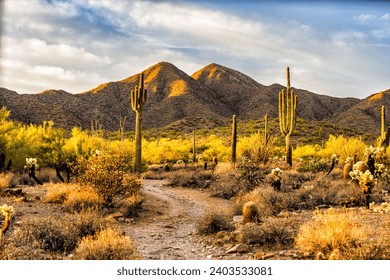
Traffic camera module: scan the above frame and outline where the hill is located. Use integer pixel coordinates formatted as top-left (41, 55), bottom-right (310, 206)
top-left (0, 61), bottom-right (389, 135)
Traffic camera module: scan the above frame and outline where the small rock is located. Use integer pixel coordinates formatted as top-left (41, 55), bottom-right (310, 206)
top-left (207, 255), bottom-right (213, 259)
top-left (225, 243), bottom-right (249, 254)
top-left (117, 217), bottom-right (125, 222)
top-left (233, 215), bottom-right (243, 223)
top-left (254, 250), bottom-right (264, 260)
top-left (263, 253), bottom-right (276, 260)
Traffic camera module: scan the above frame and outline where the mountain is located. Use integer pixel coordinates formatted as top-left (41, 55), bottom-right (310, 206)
top-left (0, 61), bottom-right (388, 135)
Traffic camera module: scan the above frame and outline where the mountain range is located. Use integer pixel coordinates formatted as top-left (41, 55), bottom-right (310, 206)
top-left (0, 61), bottom-right (389, 135)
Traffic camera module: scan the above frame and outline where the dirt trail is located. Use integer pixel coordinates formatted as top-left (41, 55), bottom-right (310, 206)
top-left (124, 179), bottom-right (233, 260)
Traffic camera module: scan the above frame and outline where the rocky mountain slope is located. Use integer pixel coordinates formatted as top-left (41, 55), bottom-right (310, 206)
top-left (0, 61), bottom-right (388, 134)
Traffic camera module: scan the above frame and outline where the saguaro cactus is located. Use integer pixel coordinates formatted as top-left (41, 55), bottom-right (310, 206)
top-left (278, 67), bottom-right (297, 167)
top-left (231, 115), bottom-right (237, 164)
top-left (377, 106), bottom-right (390, 152)
top-left (131, 73), bottom-right (147, 174)
top-left (264, 114), bottom-right (270, 144)
top-left (192, 130), bottom-right (196, 163)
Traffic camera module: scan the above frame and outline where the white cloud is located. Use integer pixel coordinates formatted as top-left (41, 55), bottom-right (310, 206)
top-left (0, 0), bottom-right (389, 99)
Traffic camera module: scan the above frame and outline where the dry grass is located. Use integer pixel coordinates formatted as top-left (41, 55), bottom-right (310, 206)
top-left (167, 169), bottom-right (214, 189)
top-left (0, 172), bottom-right (13, 189)
top-left (4, 211), bottom-right (104, 258)
top-left (73, 227), bottom-right (139, 260)
top-left (236, 217), bottom-right (296, 247)
top-left (209, 173), bottom-right (242, 199)
top-left (294, 208), bottom-right (381, 259)
top-left (120, 193), bottom-right (144, 218)
top-left (213, 162), bottom-right (235, 177)
top-left (64, 187), bottom-right (104, 213)
top-left (197, 210), bottom-right (233, 235)
top-left (44, 183), bottom-right (104, 212)
top-left (235, 186), bottom-right (291, 217)
top-left (43, 183), bottom-right (73, 203)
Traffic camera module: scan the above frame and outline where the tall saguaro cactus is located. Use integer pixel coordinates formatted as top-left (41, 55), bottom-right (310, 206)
top-left (231, 114), bottom-right (237, 164)
top-left (264, 114), bottom-right (270, 144)
top-left (377, 105), bottom-right (390, 152)
top-left (192, 130), bottom-right (196, 163)
top-left (131, 73), bottom-right (147, 173)
top-left (278, 67), bottom-right (297, 167)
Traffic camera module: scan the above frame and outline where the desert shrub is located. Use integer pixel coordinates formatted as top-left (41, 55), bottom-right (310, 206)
top-left (13, 212), bottom-right (103, 255)
top-left (44, 183), bottom-right (104, 212)
top-left (295, 208), bottom-right (368, 259)
top-left (278, 170), bottom-right (314, 190)
top-left (297, 157), bottom-right (329, 173)
top-left (43, 183), bottom-right (73, 203)
top-left (209, 173), bottom-right (242, 199)
top-left (236, 157), bottom-right (265, 191)
top-left (74, 152), bottom-right (140, 207)
top-left (0, 172), bottom-right (13, 189)
top-left (64, 186), bottom-right (104, 213)
top-left (120, 193), bottom-right (144, 218)
top-left (167, 169), bottom-right (214, 189)
top-left (238, 132), bottom-right (275, 165)
top-left (197, 211), bottom-right (233, 235)
top-left (235, 187), bottom-right (291, 217)
top-left (36, 168), bottom-right (62, 184)
top-left (236, 217), bottom-right (295, 247)
top-left (209, 163), bottom-right (242, 199)
top-left (73, 228), bottom-right (139, 260)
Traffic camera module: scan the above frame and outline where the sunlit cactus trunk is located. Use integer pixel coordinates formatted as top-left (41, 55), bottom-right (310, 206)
top-left (278, 67), bottom-right (297, 167)
top-left (231, 114), bottom-right (237, 164)
top-left (131, 73), bottom-right (147, 174)
top-left (193, 130), bottom-right (196, 163)
top-left (377, 105), bottom-right (390, 152)
top-left (264, 114), bottom-right (270, 144)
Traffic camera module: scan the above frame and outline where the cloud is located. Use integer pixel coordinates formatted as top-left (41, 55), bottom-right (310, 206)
top-left (1, 0), bottom-right (389, 98)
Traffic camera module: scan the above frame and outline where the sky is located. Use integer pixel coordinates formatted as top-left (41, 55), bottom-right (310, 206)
top-left (0, 0), bottom-right (389, 98)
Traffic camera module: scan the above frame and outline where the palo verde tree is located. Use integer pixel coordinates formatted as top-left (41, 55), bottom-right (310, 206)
top-left (278, 67), bottom-right (297, 167)
top-left (131, 73), bottom-right (147, 174)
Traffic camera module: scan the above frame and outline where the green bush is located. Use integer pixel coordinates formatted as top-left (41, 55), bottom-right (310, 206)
top-left (297, 157), bottom-right (329, 173)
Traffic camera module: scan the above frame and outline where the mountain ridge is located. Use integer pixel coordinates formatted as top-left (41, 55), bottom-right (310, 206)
top-left (0, 61), bottom-right (389, 135)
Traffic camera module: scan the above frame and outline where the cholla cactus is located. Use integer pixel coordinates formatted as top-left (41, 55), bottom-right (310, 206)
top-left (24, 157), bottom-right (42, 185)
top-left (327, 154), bottom-right (339, 175)
top-left (271, 167), bottom-right (283, 179)
top-left (24, 158), bottom-right (38, 170)
top-left (271, 167), bottom-right (283, 191)
top-left (349, 169), bottom-right (375, 209)
top-left (1, 204), bottom-right (14, 218)
top-left (0, 204), bottom-right (14, 243)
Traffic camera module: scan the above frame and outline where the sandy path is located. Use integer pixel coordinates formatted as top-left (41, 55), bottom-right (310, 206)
top-left (123, 179), bottom-right (233, 260)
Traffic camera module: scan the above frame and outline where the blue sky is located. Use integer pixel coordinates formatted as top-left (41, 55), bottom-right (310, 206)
top-left (0, 0), bottom-right (389, 98)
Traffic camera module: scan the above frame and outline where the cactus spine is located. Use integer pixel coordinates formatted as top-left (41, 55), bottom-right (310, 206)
top-left (377, 105), bottom-right (390, 152)
top-left (131, 73), bottom-right (147, 173)
top-left (278, 67), bottom-right (297, 167)
top-left (231, 114), bottom-right (237, 164)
